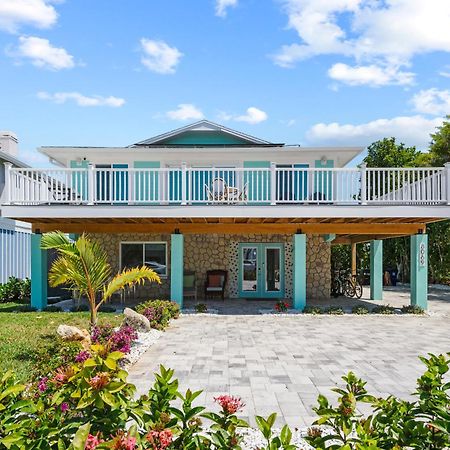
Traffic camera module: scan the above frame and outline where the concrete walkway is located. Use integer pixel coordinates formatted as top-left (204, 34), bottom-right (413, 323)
top-left (128, 288), bottom-right (450, 429)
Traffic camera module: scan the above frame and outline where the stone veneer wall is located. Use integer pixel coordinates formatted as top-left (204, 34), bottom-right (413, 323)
top-left (90, 233), bottom-right (331, 301)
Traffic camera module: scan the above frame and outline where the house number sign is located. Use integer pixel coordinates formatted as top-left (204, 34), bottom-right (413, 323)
top-left (419, 242), bottom-right (426, 267)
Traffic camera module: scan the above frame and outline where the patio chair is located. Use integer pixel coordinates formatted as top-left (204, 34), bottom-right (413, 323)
top-left (211, 177), bottom-right (227, 201)
top-left (204, 269), bottom-right (227, 301)
top-left (183, 270), bottom-right (197, 301)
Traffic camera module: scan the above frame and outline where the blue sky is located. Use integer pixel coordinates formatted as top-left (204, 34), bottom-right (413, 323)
top-left (0, 0), bottom-right (449, 166)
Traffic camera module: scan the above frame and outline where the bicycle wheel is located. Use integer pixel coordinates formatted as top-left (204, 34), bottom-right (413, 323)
top-left (343, 279), bottom-right (356, 297)
top-left (331, 278), bottom-right (341, 298)
top-left (354, 278), bottom-right (363, 299)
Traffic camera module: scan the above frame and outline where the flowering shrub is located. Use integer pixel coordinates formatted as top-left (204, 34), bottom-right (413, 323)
top-left (0, 276), bottom-right (30, 303)
top-left (91, 324), bottom-right (138, 354)
top-left (274, 300), bottom-right (289, 312)
top-left (0, 349), bottom-right (449, 450)
top-left (136, 300), bottom-right (180, 330)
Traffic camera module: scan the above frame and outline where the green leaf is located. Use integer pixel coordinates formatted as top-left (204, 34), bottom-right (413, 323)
top-left (71, 423), bottom-right (91, 450)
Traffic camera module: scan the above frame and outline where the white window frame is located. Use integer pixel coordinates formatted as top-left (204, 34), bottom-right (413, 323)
top-left (119, 241), bottom-right (168, 278)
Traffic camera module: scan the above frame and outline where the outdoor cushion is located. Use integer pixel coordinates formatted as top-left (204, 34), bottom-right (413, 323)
top-left (184, 274), bottom-right (195, 288)
top-left (208, 274), bottom-right (223, 287)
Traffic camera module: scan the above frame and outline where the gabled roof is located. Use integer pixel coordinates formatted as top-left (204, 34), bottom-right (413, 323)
top-left (132, 120), bottom-right (281, 147)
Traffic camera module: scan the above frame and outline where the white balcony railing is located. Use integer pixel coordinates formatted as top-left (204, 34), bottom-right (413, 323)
top-left (3, 164), bottom-right (449, 206)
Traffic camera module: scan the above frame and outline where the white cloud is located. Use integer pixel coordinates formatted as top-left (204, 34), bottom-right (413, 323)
top-left (235, 107), bottom-right (268, 124)
top-left (140, 39), bottom-right (183, 74)
top-left (411, 88), bottom-right (450, 116)
top-left (274, 0), bottom-right (450, 86)
top-left (166, 104), bottom-right (204, 121)
top-left (306, 115), bottom-right (444, 149)
top-left (215, 0), bottom-right (238, 17)
top-left (328, 62), bottom-right (414, 86)
top-left (9, 36), bottom-right (75, 70)
top-left (37, 91), bottom-right (125, 107)
top-left (0, 0), bottom-right (57, 33)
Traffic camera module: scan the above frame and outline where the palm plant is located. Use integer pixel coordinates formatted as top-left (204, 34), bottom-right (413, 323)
top-left (41, 231), bottom-right (161, 326)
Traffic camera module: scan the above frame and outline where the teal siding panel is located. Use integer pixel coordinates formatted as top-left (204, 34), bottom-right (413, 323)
top-left (161, 131), bottom-right (250, 145)
top-left (243, 161), bottom-right (270, 203)
top-left (113, 164), bottom-right (128, 202)
top-left (314, 160), bottom-right (334, 201)
top-left (70, 160), bottom-right (88, 201)
top-left (134, 161), bottom-right (160, 202)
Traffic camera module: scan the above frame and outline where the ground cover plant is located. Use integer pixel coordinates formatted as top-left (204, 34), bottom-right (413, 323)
top-left (0, 340), bottom-right (448, 450)
top-left (136, 300), bottom-right (180, 330)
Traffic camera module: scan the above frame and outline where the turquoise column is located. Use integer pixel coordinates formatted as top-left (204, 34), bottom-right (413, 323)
top-left (293, 234), bottom-right (306, 310)
top-left (170, 233), bottom-right (184, 308)
top-left (370, 240), bottom-right (383, 300)
top-left (31, 233), bottom-right (47, 310)
top-left (411, 234), bottom-right (428, 309)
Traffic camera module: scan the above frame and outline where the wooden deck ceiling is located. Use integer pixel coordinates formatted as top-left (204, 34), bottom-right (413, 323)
top-left (27, 216), bottom-right (441, 244)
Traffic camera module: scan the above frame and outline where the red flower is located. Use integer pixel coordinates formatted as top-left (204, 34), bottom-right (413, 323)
top-left (85, 433), bottom-right (103, 450)
top-left (146, 429), bottom-right (173, 450)
top-left (214, 395), bottom-right (245, 415)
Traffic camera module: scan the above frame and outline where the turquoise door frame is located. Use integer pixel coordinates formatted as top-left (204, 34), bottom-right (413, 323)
top-left (238, 243), bottom-right (285, 298)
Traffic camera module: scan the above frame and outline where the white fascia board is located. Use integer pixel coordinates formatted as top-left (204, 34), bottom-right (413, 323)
top-left (39, 146), bottom-right (364, 168)
top-left (3, 205), bottom-right (449, 220)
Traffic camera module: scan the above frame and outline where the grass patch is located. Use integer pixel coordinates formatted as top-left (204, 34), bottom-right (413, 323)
top-left (0, 302), bottom-right (121, 381)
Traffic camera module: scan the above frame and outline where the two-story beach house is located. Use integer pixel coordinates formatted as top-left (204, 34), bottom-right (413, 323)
top-left (2, 120), bottom-right (449, 310)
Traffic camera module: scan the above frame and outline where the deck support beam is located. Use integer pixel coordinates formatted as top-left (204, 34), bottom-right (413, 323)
top-left (170, 233), bottom-right (184, 308)
top-left (351, 242), bottom-right (357, 276)
top-left (410, 234), bottom-right (428, 310)
top-left (31, 233), bottom-right (47, 310)
top-left (370, 239), bottom-right (383, 301)
top-left (293, 234), bottom-right (307, 310)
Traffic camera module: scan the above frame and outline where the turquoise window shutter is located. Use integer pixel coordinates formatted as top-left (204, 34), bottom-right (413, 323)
top-left (243, 161), bottom-right (270, 203)
top-left (314, 159), bottom-right (334, 201)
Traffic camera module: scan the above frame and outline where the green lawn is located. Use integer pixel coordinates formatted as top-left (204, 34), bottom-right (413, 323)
top-left (0, 303), bottom-right (122, 381)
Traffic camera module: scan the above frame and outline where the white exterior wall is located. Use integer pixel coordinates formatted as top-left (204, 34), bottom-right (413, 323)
top-left (0, 226), bottom-right (31, 283)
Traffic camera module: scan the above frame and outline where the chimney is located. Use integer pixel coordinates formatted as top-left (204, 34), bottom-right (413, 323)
top-left (0, 131), bottom-right (19, 157)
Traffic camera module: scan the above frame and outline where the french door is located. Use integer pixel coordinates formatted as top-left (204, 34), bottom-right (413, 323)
top-left (238, 243), bottom-right (284, 298)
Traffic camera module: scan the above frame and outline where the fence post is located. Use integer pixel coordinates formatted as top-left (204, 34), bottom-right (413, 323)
top-left (360, 163), bottom-right (367, 205)
top-left (88, 164), bottom-right (95, 205)
top-left (3, 162), bottom-right (12, 204)
top-left (270, 162), bottom-right (276, 205)
top-left (181, 162), bottom-right (187, 205)
top-left (445, 162), bottom-right (450, 205)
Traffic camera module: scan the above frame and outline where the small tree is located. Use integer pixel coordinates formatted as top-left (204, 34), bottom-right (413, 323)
top-left (41, 231), bottom-right (161, 325)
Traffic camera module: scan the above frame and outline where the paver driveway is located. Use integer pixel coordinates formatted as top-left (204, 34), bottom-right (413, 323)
top-left (128, 292), bottom-right (450, 428)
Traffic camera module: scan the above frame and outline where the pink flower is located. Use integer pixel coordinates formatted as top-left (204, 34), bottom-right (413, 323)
top-left (85, 434), bottom-right (103, 450)
top-left (75, 351), bottom-right (91, 363)
top-left (60, 402), bottom-right (69, 412)
top-left (214, 395), bottom-right (245, 415)
top-left (146, 429), bottom-right (173, 450)
top-left (37, 377), bottom-right (48, 392)
top-left (110, 431), bottom-right (137, 450)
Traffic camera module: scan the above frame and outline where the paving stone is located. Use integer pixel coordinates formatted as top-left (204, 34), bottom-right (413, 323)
top-left (128, 288), bottom-right (450, 429)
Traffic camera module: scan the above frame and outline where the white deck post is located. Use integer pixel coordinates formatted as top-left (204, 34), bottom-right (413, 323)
top-left (181, 163), bottom-right (187, 205)
top-left (445, 162), bottom-right (450, 205)
top-left (3, 162), bottom-right (12, 204)
top-left (270, 162), bottom-right (276, 205)
top-left (360, 163), bottom-right (367, 205)
top-left (88, 164), bottom-right (95, 205)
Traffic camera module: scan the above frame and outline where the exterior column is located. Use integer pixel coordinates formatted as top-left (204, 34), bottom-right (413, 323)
top-left (370, 239), bottom-right (383, 300)
top-left (31, 233), bottom-right (47, 310)
top-left (170, 233), bottom-right (184, 308)
top-left (293, 233), bottom-right (306, 310)
top-left (351, 242), bottom-right (357, 276)
top-left (410, 234), bottom-right (428, 309)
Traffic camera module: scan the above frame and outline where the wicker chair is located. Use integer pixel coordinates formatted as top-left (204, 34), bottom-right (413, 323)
top-left (204, 269), bottom-right (227, 301)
